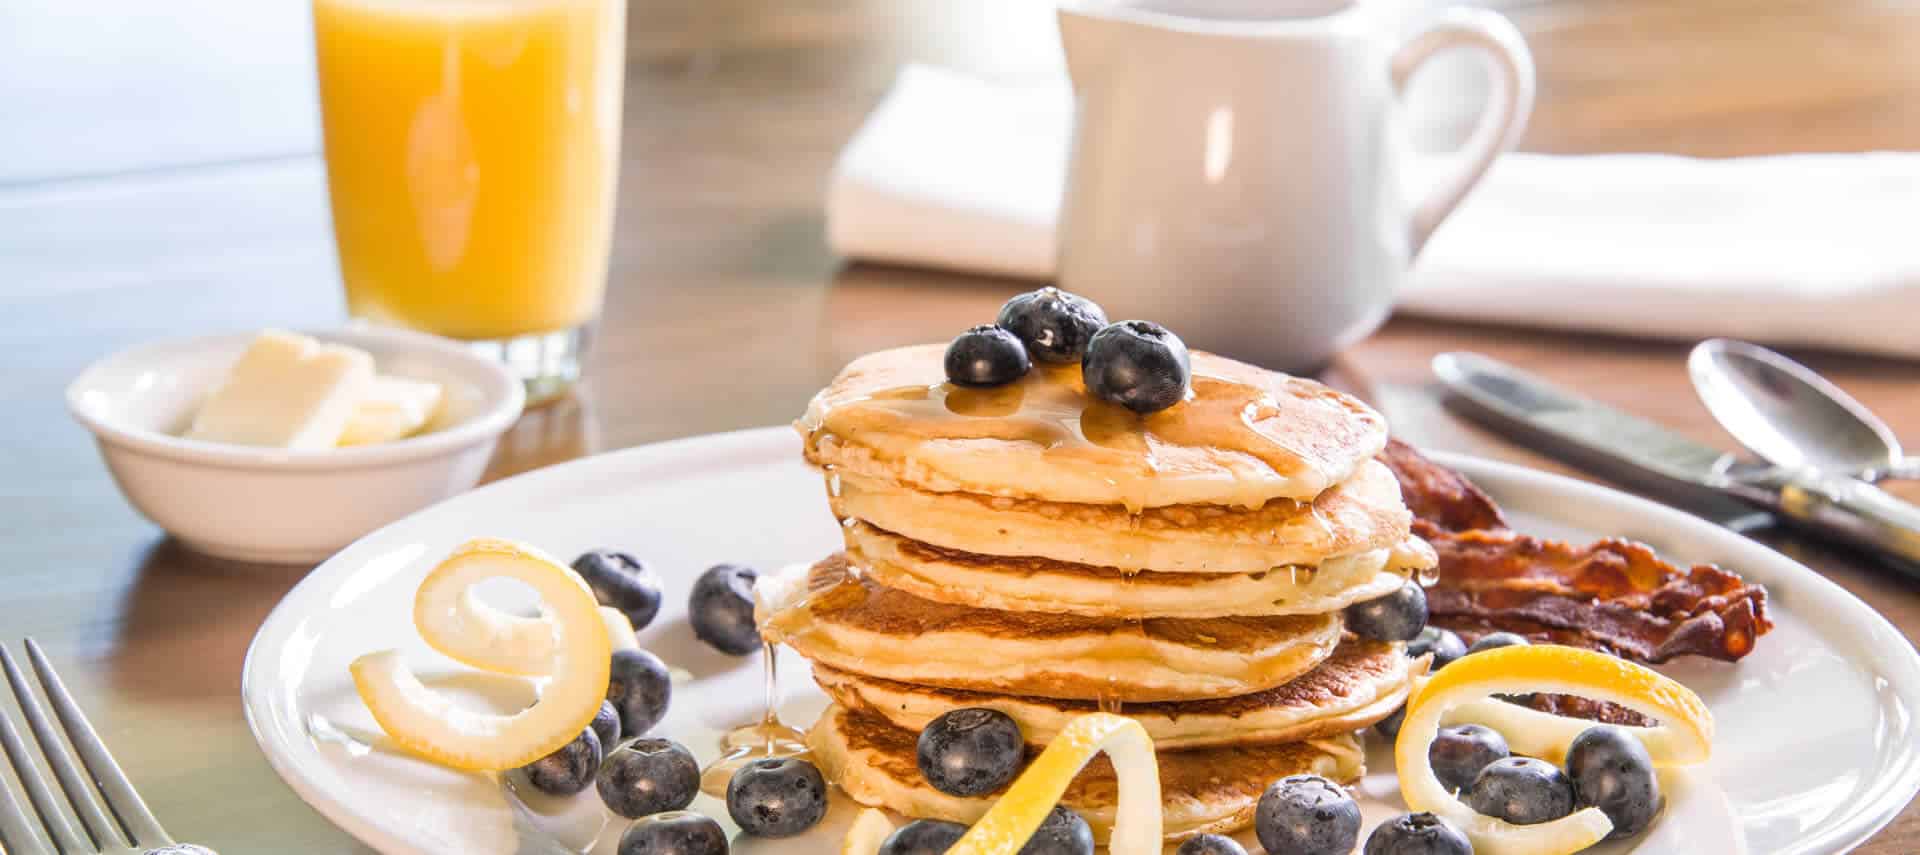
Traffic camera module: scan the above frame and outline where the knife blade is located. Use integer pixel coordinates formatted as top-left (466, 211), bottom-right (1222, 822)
top-left (1432, 352), bottom-right (1770, 502)
top-left (1433, 351), bottom-right (1920, 578)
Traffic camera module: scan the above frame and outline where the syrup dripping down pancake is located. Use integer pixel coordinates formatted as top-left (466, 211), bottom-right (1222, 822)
top-left (757, 555), bottom-right (1343, 703)
top-left (844, 520), bottom-right (1432, 618)
top-left (812, 638), bottom-right (1421, 750)
top-left (830, 459), bottom-right (1414, 575)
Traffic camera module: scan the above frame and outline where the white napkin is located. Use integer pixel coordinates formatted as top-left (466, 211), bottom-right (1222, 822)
top-left (828, 65), bottom-right (1920, 359)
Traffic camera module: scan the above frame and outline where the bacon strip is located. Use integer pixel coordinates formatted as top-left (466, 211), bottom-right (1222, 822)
top-left (1382, 440), bottom-right (1773, 664)
top-left (1380, 438), bottom-right (1509, 537)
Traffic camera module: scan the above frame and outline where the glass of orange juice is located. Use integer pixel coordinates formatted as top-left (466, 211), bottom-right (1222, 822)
top-left (312, 0), bottom-right (624, 404)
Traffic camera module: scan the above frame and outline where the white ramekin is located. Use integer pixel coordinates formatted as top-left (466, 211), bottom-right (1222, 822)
top-left (67, 326), bottom-right (526, 564)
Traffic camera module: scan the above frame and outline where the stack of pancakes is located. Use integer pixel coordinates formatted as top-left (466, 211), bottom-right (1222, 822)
top-left (760, 344), bottom-right (1434, 842)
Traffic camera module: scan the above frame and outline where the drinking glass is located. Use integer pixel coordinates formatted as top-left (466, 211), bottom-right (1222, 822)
top-left (313, 0), bottom-right (625, 404)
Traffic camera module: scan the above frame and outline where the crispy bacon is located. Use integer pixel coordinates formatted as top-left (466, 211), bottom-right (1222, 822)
top-left (1510, 692), bottom-right (1657, 728)
top-left (1380, 438), bottom-right (1509, 537)
top-left (1382, 440), bottom-right (1773, 665)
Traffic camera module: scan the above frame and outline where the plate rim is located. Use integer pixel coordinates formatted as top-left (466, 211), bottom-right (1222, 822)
top-left (240, 425), bottom-right (1920, 855)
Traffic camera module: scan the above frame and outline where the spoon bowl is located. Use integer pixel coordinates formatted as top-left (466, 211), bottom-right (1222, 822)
top-left (1688, 339), bottom-right (1911, 479)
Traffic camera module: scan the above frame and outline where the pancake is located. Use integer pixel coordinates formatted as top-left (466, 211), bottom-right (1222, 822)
top-left (807, 704), bottom-right (1366, 843)
top-left (845, 521), bottom-right (1434, 618)
top-left (799, 344), bottom-right (1388, 511)
top-left (757, 556), bottom-right (1343, 703)
top-left (813, 639), bottom-right (1422, 750)
top-left (830, 459), bottom-right (1412, 574)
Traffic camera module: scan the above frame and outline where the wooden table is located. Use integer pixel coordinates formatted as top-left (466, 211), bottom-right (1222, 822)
top-left (3, 0), bottom-right (1917, 851)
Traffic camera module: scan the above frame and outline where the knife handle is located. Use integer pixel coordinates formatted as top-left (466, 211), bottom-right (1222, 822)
top-left (1775, 472), bottom-right (1920, 570)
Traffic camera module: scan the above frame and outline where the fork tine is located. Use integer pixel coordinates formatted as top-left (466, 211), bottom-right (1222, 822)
top-left (0, 734), bottom-right (57, 855)
top-left (25, 639), bottom-right (170, 848)
top-left (0, 658), bottom-right (83, 854)
top-left (0, 644), bottom-right (127, 851)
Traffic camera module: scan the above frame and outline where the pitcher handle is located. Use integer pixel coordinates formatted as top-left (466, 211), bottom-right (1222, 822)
top-left (1392, 7), bottom-right (1536, 257)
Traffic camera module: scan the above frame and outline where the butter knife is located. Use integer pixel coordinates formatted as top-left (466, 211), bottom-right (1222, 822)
top-left (1432, 351), bottom-right (1920, 577)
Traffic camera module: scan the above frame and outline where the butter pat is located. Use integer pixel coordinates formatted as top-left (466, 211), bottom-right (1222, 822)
top-left (339, 375), bottom-right (444, 446)
top-left (187, 330), bottom-right (375, 449)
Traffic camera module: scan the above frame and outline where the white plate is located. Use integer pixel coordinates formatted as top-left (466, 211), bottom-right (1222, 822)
top-left (242, 427), bottom-right (1920, 855)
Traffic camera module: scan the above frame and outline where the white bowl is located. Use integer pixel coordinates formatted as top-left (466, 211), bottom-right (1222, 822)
top-left (67, 326), bottom-right (526, 564)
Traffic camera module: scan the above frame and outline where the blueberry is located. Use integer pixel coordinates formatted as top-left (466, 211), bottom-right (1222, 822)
top-left (608, 649), bottom-right (673, 737)
top-left (1174, 833), bottom-right (1247, 855)
top-left (1567, 725), bottom-right (1661, 839)
top-left (521, 726), bottom-right (602, 796)
top-left (1081, 321), bottom-right (1191, 414)
top-left (916, 707), bottom-right (1025, 796)
top-left (1467, 632), bottom-right (1530, 655)
top-left (593, 700), bottom-right (623, 749)
top-left (1430, 724), bottom-right (1509, 794)
top-left (1407, 627), bottom-right (1467, 670)
top-left (996, 287), bottom-right (1108, 364)
top-left (727, 756), bottom-right (830, 838)
top-left (618, 810), bottom-right (729, 855)
top-left (1017, 806), bottom-right (1092, 855)
top-left (1254, 774), bottom-right (1361, 855)
top-left (1345, 582), bottom-right (1429, 642)
top-left (689, 564), bottom-right (761, 655)
top-left (598, 737), bottom-right (699, 819)
top-left (571, 549), bottom-right (664, 631)
top-left (1363, 812), bottom-right (1472, 855)
top-left (945, 325), bottom-right (1032, 388)
top-left (1468, 756), bottom-right (1576, 825)
top-left (1374, 704), bottom-right (1407, 739)
top-left (880, 819), bottom-right (970, 855)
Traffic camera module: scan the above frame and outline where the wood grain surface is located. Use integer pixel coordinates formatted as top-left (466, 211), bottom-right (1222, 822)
top-left (1, 0), bottom-right (1916, 851)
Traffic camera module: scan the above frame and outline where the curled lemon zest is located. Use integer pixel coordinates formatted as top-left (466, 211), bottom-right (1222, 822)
top-left (352, 538), bottom-right (612, 771)
top-left (947, 713), bottom-right (1161, 855)
top-left (1395, 644), bottom-right (1714, 855)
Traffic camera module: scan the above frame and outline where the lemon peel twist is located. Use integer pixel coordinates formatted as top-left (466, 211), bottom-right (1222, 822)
top-left (413, 563), bottom-right (635, 675)
top-left (1395, 644), bottom-right (1714, 855)
top-left (946, 712), bottom-right (1162, 855)
top-left (351, 538), bottom-right (613, 771)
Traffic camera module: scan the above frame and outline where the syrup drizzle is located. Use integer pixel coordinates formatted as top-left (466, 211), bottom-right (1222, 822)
top-left (697, 640), bottom-right (810, 798)
top-left (800, 360), bottom-right (1322, 512)
top-left (1098, 567), bottom-right (1139, 716)
top-left (697, 560), bottom-right (853, 799)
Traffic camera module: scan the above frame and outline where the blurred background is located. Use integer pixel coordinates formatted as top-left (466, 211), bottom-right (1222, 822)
top-left (9, 0), bottom-right (1917, 181)
top-left (9, 0), bottom-right (1920, 452)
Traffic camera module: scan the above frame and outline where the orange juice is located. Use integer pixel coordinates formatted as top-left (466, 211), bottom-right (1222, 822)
top-left (313, 0), bottom-right (623, 341)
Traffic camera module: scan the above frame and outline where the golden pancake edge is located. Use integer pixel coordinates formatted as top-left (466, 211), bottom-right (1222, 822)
top-left (758, 556), bottom-right (1344, 703)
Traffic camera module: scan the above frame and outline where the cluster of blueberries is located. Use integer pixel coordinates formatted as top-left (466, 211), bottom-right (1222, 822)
top-left (1405, 630), bottom-right (1661, 852)
top-left (1332, 579), bottom-right (1663, 854)
top-left (945, 287), bottom-right (1194, 415)
top-left (516, 550), bottom-right (830, 855)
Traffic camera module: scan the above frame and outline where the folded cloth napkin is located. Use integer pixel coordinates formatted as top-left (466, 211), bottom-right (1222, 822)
top-left (828, 65), bottom-right (1920, 360)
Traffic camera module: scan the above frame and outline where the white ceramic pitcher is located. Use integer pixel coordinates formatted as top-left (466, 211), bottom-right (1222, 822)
top-left (1056, 0), bottom-right (1534, 371)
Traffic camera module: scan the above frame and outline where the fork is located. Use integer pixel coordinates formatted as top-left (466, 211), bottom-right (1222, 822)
top-left (0, 638), bottom-right (212, 855)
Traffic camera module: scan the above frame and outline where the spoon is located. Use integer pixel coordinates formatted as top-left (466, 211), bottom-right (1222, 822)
top-left (1688, 339), bottom-right (1920, 482)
